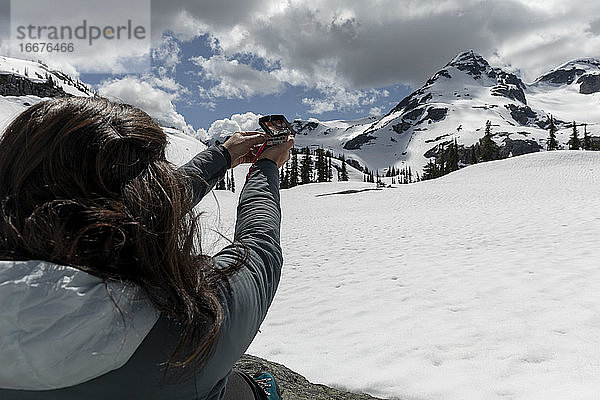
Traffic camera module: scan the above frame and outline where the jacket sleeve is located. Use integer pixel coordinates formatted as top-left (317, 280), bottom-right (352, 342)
top-left (177, 144), bottom-right (232, 207)
top-left (208, 158), bottom-right (283, 378)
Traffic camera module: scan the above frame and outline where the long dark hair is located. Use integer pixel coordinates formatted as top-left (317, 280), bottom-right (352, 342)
top-left (0, 96), bottom-right (243, 374)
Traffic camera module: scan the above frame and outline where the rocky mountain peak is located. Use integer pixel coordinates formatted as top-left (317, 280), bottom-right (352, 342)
top-left (535, 58), bottom-right (600, 86)
top-left (557, 58), bottom-right (600, 71)
top-left (534, 57), bottom-right (600, 94)
top-left (446, 50), bottom-right (491, 78)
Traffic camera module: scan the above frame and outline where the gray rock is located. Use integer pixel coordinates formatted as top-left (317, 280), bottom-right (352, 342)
top-left (402, 107), bottom-right (425, 121)
top-left (234, 354), bottom-right (392, 400)
top-left (388, 92), bottom-right (432, 115)
top-left (491, 84), bottom-right (527, 104)
top-left (504, 104), bottom-right (537, 125)
top-left (578, 74), bottom-right (600, 94)
top-left (0, 73), bottom-right (69, 98)
top-left (391, 121), bottom-right (411, 134)
top-left (345, 158), bottom-right (364, 171)
top-left (292, 121), bottom-right (320, 135)
top-left (538, 68), bottom-right (586, 85)
top-left (424, 133), bottom-right (453, 144)
top-left (343, 133), bottom-right (377, 150)
top-left (424, 107), bottom-right (447, 122)
top-left (450, 50), bottom-right (489, 79)
top-left (500, 137), bottom-right (543, 157)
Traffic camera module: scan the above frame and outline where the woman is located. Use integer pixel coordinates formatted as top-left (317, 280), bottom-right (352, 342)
top-left (0, 97), bottom-right (293, 399)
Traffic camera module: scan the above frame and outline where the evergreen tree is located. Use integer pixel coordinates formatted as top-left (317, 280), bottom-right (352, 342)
top-left (592, 134), bottom-right (600, 151)
top-left (438, 143), bottom-right (446, 174)
top-left (479, 120), bottom-right (499, 161)
top-left (422, 159), bottom-right (439, 180)
top-left (547, 115), bottom-right (559, 150)
top-left (230, 169), bottom-right (235, 193)
top-left (300, 146), bottom-right (313, 184)
top-left (226, 173), bottom-right (231, 191)
top-left (469, 144), bottom-right (478, 164)
top-left (289, 152), bottom-right (299, 187)
top-left (327, 153), bottom-right (333, 181)
top-left (583, 124), bottom-right (592, 150)
top-left (448, 138), bottom-right (459, 172)
top-left (284, 162), bottom-right (291, 188)
top-left (216, 177), bottom-right (226, 190)
top-left (315, 148), bottom-right (327, 182)
top-left (280, 167), bottom-right (287, 189)
top-left (339, 154), bottom-right (349, 181)
top-left (568, 121), bottom-right (580, 150)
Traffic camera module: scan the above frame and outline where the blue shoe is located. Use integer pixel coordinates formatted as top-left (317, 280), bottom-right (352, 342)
top-left (252, 372), bottom-right (281, 400)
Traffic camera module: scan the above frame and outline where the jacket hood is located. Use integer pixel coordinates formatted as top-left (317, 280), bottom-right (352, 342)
top-left (0, 260), bottom-right (159, 390)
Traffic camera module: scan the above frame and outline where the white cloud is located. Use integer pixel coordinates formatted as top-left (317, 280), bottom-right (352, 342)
top-left (151, 0), bottom-right (600, 93)
top-left (191, 55), bottom-right (284, 98)
top-left (152, 34), bottom-right (182, 76)
top-left (206, 112), bottom-right (262, 141)
top-left (9, 0), bottom-right (152, 74)
top-left (302, 87), bottom-right (390, 115)
top-left (146, 75), bottom-right (188, 96)
top-left (369, 106), bottom-right (384, 116)
top-left (97, 75), bottom-right (196, 136)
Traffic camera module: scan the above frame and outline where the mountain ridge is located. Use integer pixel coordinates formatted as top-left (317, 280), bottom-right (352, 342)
top-left (288, 50), bottom-right (600, 173)
top-left (1, 52), bottom-right (599, 176)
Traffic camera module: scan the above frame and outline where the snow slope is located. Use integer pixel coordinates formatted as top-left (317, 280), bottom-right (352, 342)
top-left (0, 56), bottom-right (94, 97)
top-left (194, 150), bottom-right (600, 400)
top-left (528, 58), bottom-right (600, 125)
top-left (0, 56), bottom-right (202, 166)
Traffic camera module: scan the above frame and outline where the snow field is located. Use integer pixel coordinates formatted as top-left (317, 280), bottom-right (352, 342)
top-left (198, 151), bottom-right (600, 400)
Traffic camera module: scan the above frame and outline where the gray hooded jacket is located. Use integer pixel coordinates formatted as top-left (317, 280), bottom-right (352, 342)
top-left (0, 145), bottom-right (282, 399)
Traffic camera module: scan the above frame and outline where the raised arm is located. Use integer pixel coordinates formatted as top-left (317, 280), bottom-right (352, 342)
top-left (212, 158), bottom-right (282, 355)
top-left (198, 132), bottom-right (296, 385)
top-left (177, 144), bottom-right (231, 207)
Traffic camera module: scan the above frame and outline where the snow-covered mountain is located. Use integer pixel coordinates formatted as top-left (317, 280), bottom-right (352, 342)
top-left (0, 56), bottom-right (94, 97)
top-left (528, 58), bottom-right (600, 125)
top-left (3, 52), bottom-right (600, 180)
top-left (289, 50), bottom-right (600, 174)
top-left (0, 56), bottom-right (97, 132)
top-left (0, 56), bottom-right (206, 165)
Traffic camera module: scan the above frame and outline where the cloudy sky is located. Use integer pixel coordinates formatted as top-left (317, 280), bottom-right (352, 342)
top-left (2, 0), bottom-right (600, 138)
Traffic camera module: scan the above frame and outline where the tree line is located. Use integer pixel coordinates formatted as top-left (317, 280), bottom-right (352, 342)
top-left (421, 118), bottom-right (600, 181)
top-left (547, 116), bottom-right (599, 151)
top-left (280, 146), bottom-right (349, 189)
top-left (217, 117), bottom-right (599, 191)
top-left (215, 146), bottom-right (350, 192)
